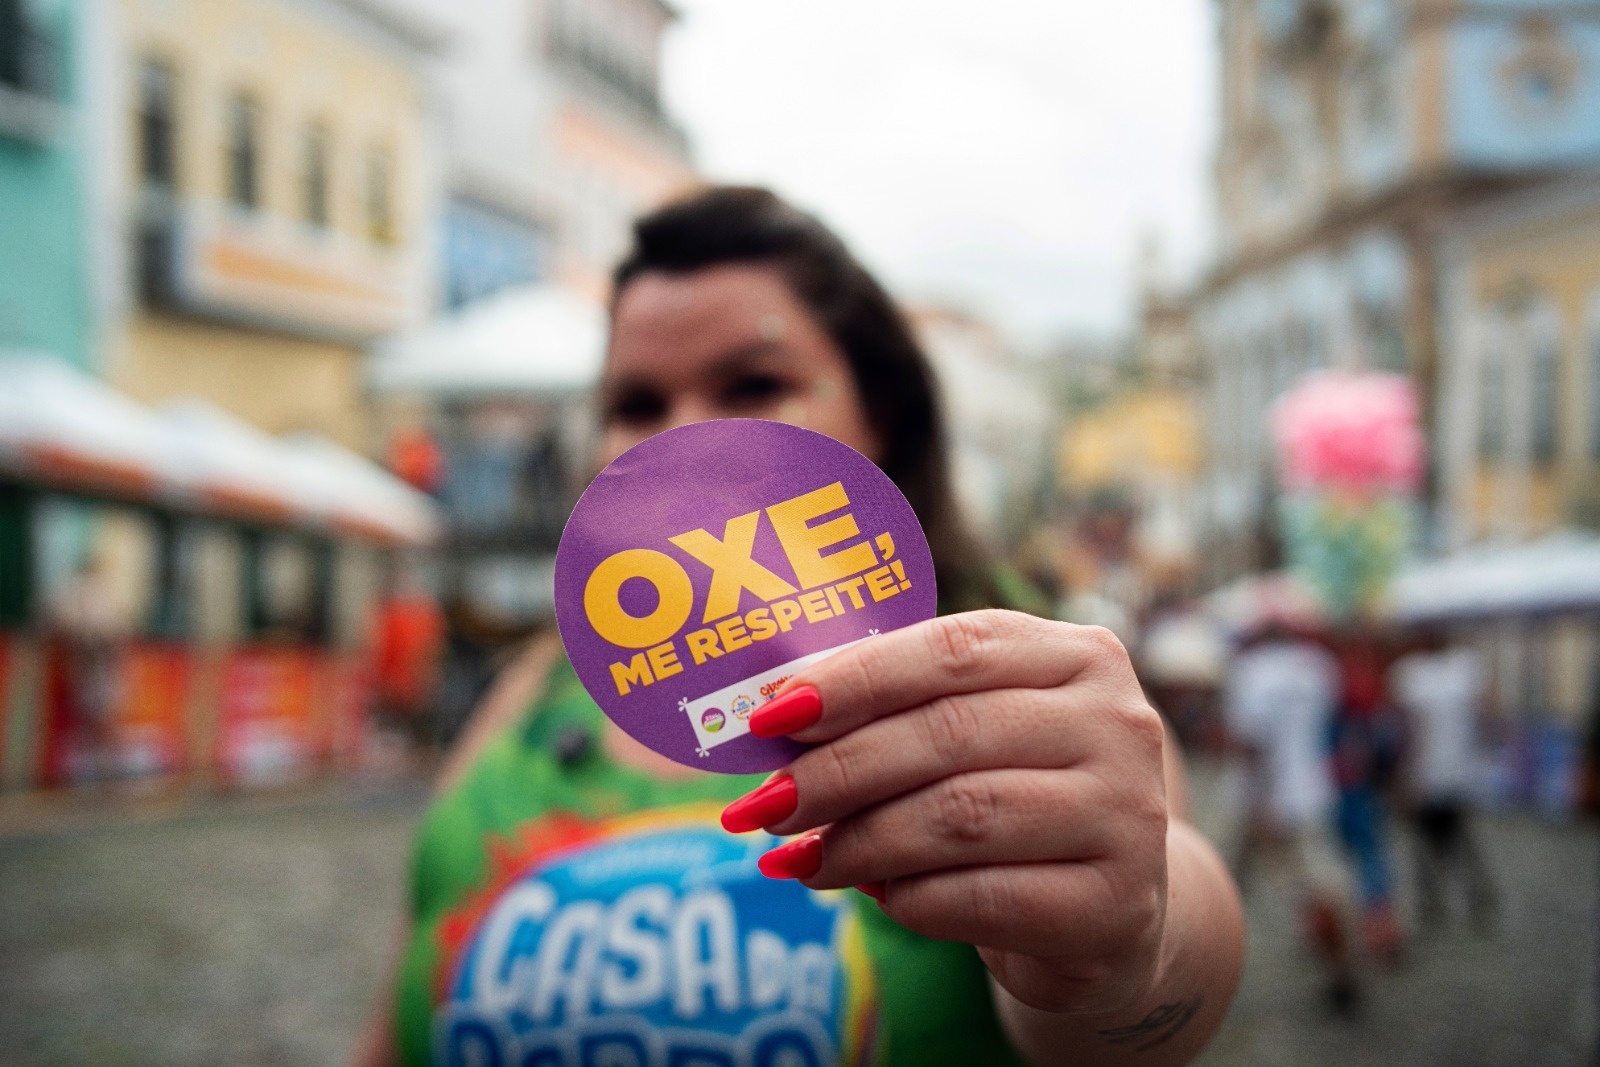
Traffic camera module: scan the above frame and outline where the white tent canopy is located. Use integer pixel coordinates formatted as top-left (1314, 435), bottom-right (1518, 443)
top-left (1203, 533), bottom-right (1600, 629)
top-left (0, 355), bottom-right (440, 546)
top-left (1389, 531), bottom-right (1600, 622)
top-left (0, 353), bottom-right (187, 488)
top-left (159, 399), bottom-right (308, 516)
top-left (278, 433), bottom-right (440, 545)
top-left (368, 284), bottom-right (606, 396)
top-left (154, 401), bottom-right (440, 545)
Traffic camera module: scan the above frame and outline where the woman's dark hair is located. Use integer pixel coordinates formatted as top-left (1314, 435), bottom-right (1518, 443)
top-left (612, 185), bottom-right (1002, 612)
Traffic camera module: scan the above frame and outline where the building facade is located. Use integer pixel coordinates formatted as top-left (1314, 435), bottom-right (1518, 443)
top-left (538, 0), bottom-right (692, 296)
top-left (0, 0), bottom-right (94, 370)
top-left (417, 0), bottom-right (692, 310)
top-left (372, 0), bottom-right (694, 658)
top-left (1429, 175), bottom-right (1600, 743)
top-left (1192, 0), bottom-right (1600, 772)
top-left (1435, 175), bottom-right (1600, 547)
top-left (907, 306), bottom-right (1058, 551)
top-left (1196, 0), bottom-right (1600, 579)
top-left (101, 0), bottom-right (442, 452)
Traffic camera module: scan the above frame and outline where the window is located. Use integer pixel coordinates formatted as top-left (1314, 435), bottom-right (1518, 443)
top-left (0, 0), bottom-right (54, 99)
top-left (1479, 319), bottom-right (1507, 460)
top-left (138, 60), bottom-right (178, 191)
top-left (1480, 295), bottom-right (1560, 463)
top-left (1531, 328), bottom-right (1560, 463)
top-left (301, 121), bottom-right (330, 228)
top-left (0, 0), bottom-right (22, 92)
top-left (365, 143), bottom-right (395, 244)
top-left (1270, 334), bottom-right (1294, 399)
top-left (1590, 306), bottom-right (1600, 459)
top-left (146, 512), bottom-right (191, 638)
top-left (226, 92), bottom-right (262, 210)
top-left (1500, 19), bottom-right (1578, 123)
top-left (240, 529), bottom-right (331, 644)
top-left (441, 197), bottom-right (545, 310)
top-left (1363, 302), bottom-right (1408, 372)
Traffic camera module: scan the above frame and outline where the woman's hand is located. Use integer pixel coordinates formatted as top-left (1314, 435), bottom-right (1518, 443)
top-left (720, 609), bottom-right (1241, 1065)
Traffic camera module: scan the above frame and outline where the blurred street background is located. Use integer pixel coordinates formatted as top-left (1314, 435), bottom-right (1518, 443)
top-left (2, 0), bottom-right (1599, 1062)
top-left (0, 770), bottom-right (1592, 1065)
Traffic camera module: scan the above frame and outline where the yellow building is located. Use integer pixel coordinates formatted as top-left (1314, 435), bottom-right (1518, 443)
top-left (106, 0), bottom-right (443, 452)
top-left (1429, 175), bottom-right (1600, 738)
top-left (1053, 249), bottom-right (1210, 606)
top-left (1061, 390), bottom-right (1204, 493)
top-left (1437, 176), bottom-right (1600, 544)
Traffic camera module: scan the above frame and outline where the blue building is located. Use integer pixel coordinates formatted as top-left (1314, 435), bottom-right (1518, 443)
top-left (440, 193), bottom-right (548, 311)
top-left (0, 0), bottom-right (93, 369)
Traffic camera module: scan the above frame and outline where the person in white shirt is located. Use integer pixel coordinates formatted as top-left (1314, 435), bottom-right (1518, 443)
top-left (1389, 630), bottom-right (1498, 929)
top-left (1225, 622), bottom-right (1356, 1010)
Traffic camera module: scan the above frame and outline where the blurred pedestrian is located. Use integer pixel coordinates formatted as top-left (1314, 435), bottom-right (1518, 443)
top-left (373, 563), bottom-right (445, 749)
top-left (1224, 620), bottom-right (1357, 1011)
top-left (1329, 630), bottom-right (1405, 963)
top-left (1389, 628), bottom-right (1498, 931)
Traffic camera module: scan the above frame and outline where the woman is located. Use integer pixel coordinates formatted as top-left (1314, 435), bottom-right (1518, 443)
top-left (355, 187), bottom-right (1243, 1067)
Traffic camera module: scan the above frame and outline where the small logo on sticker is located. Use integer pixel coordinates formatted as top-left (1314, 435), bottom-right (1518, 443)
top-left (731, 695), bottom-right (756, 720)
top-left (701, 708), bottom-right (726, 733)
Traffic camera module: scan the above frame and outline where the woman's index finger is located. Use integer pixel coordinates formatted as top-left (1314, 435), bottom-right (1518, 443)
top-left (775, 610), bottom-right (1131, 743)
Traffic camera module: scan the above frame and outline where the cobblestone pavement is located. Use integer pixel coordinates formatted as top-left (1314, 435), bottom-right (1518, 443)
top-left (0, 768), bottom-right (1594, 1066)
top-left (1196, 809), bottom-right (1598, 1067)
top-left (0, 782), bottom-right (425, 1067)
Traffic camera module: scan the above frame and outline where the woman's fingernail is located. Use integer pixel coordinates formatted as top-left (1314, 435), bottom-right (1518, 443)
top-left (749, 685), bottom-right (822, 738)
top-left (720, 776), bottom-right (799, 833)
top-left (757, 833), bottom-right (823, 879)
top-left (855, 881), bottom-right (886, 902)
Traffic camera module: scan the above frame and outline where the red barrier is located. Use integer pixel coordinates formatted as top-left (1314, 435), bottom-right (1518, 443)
top-left (38, 640), bottom-right (192, 786)
top-left (215, 646), bottom-right (318, 787)
top-left (115, 643), bottom-right (191, 777)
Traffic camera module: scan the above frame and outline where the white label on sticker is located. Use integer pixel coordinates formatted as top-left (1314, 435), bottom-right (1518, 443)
top-left (680, 637), bottom-right (868, 756)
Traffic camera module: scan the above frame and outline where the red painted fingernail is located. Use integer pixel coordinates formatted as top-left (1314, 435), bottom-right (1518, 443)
top-left (855, 881), bottom-right (886, 902)
top-left (757, 834), bottom-right (823, 879)
top-left (721, 776), bottom-right (799, 833)
top-left (749, 685), bottom-right (822, 738)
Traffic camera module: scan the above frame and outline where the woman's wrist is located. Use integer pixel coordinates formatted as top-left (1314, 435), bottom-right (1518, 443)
top-left (992, 819), bottom-right (1243, 1067)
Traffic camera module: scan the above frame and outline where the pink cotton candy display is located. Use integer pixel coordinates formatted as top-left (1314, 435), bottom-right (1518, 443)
top-left (1271, 372), bottom-right (1425, 496)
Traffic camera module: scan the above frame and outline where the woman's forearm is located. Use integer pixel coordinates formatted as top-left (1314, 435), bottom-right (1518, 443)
top-left (994, 818), bottom-right (1244, 1067)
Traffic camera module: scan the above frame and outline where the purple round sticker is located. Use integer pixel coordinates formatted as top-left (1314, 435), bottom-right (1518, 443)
top-left (554, 419), bottom-right (937, 773)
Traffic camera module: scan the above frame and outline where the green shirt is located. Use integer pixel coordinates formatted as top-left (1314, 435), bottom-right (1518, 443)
top-left (393, 656), bottom-right (1027, 1067)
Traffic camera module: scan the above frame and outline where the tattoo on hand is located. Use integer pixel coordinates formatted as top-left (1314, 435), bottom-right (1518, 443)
top-left (1097, 994), bottom-right (1205, 1053)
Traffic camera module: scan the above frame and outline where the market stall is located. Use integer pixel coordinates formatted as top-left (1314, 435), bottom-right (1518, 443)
top-left (1203, 535), bottom-right (1600, 817)
top-left (1389, 532), bottom-right (1600, 623)
top-left (0, 355), bottom-right (441, 792)
top-left (1390, 533), bottom-right (1600, 816)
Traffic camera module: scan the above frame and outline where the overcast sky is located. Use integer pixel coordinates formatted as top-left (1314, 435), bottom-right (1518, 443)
top-left (660, 0), bottom-right (1218, 348)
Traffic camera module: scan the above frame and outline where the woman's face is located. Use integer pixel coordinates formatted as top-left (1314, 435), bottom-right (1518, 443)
top-left (599, 264), bottom-right (881, 467)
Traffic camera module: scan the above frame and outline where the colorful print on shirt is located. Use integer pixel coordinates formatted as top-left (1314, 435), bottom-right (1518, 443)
top-left (429, 804), bottom-right (881, 1067)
